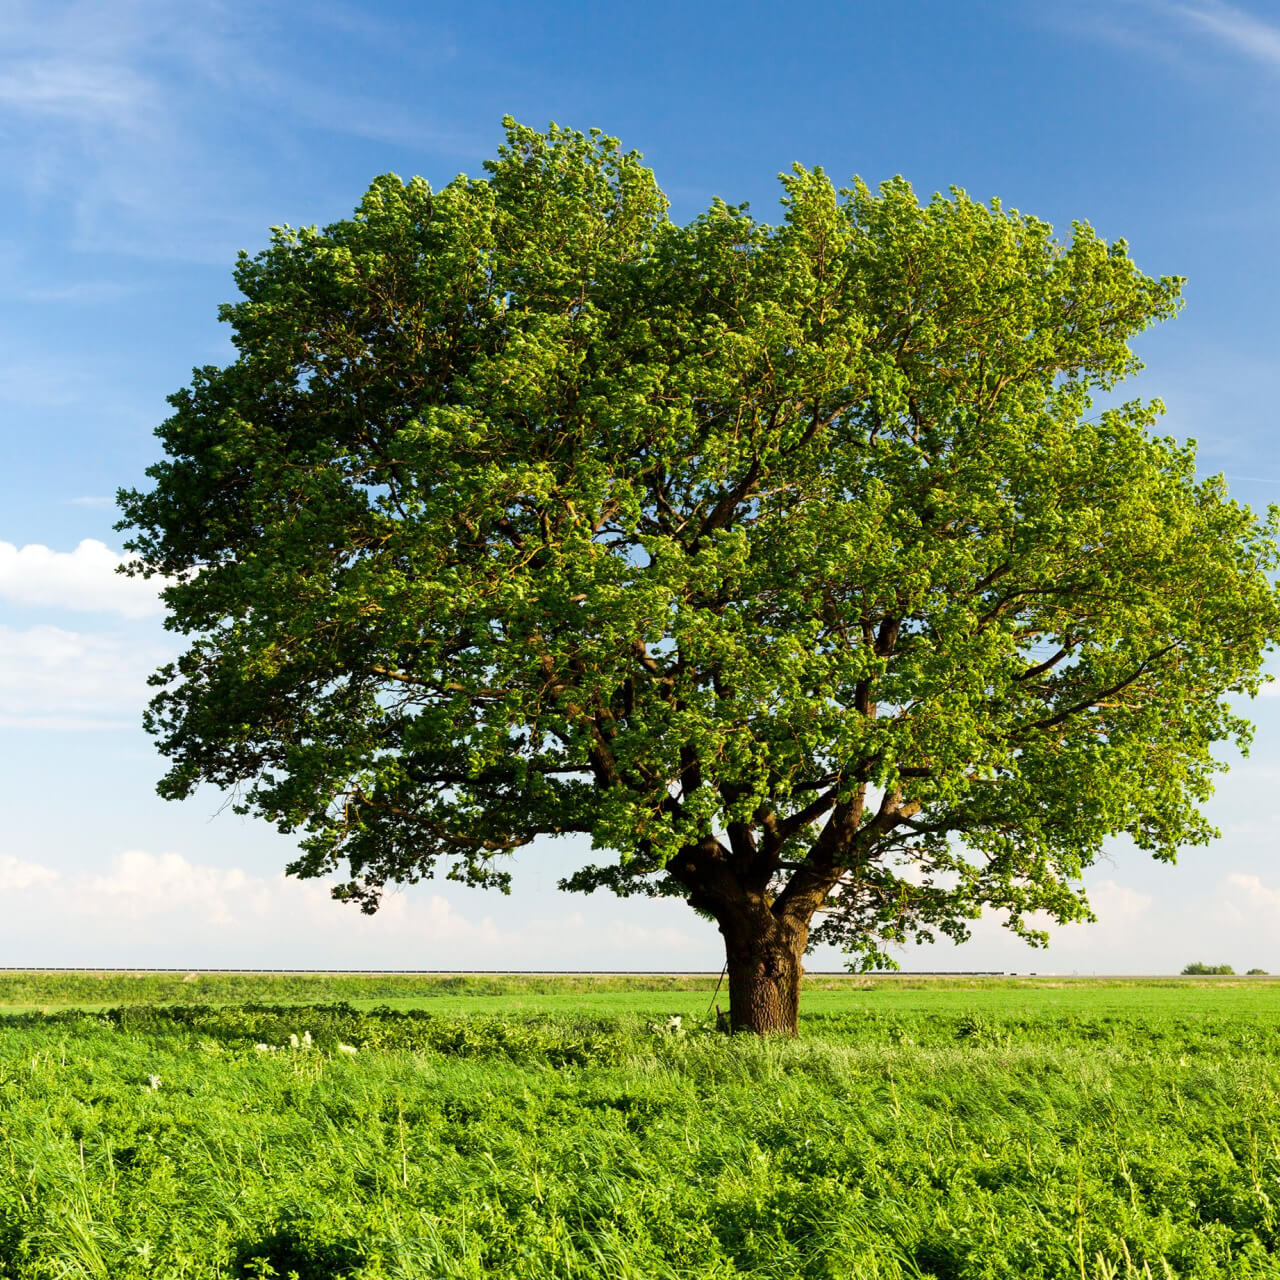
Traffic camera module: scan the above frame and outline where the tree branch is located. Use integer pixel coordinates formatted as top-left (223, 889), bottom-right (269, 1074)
top-left (1014, 642), bottom-right (1077, 683)
top-left (1021, 644), bottom-right (1176, 735)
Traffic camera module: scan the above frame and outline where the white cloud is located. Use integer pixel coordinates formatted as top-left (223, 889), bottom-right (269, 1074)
top-left (920, 874), bottom-right (1157, 972)
top-left (0, 540), bottom-right (165, 617)
top-left (83, 851), bottom-right (270, 926)
top-left (71, 850), bottom-right (502, 944)
top-left (1220, 872), bottom-right (1280, 918)
top-left (0, 844), bottom-right (726, 968)
top-left (0, 853), bottom-right (59, 892)
top-left (0, 848), bottom-right (503, 964)
top-left (1088, 877), bottom-right (1155, 921)
top-left (0, 623), bottom-right (170, 728)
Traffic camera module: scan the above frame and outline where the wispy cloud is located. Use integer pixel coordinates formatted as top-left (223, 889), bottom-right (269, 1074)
top-left (0, 1), bottom-right (471, 263)
top-left (0, 622), bottom-right (170, 729)
top-left (0, 1), bottom-right (237, 258)
top-left (0, 352), bottom-right (115, 409)
top-left (1171, 2), bottom-right (1280, 68)
top-left (21, 281), bottom-right (138, 305)
top-left (1056, 1), bottom-right (1280, 80)
top-left (0, 57), bottom-right (152, 120)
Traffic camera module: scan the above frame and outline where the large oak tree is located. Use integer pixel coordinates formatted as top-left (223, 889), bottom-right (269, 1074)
top-left (119, 121), bottom-right (1280, 1033)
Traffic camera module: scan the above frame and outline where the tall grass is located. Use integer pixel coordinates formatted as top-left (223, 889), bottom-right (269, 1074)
top-left (2, 983), bottom-right (1279, 1276)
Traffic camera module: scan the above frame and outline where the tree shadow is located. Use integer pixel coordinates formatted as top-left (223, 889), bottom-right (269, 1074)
top-left (230, 1220), bottom-right (362, 1279)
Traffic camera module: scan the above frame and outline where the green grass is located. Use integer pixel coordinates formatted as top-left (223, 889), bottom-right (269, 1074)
top-left (2, 969), bottom-right (1273, 1015)
top-left (2, 974), bottom-right (1279, 1277)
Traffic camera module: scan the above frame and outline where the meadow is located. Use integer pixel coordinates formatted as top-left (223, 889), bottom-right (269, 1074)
top-left (1, 973), bottom-right (1278, 1278)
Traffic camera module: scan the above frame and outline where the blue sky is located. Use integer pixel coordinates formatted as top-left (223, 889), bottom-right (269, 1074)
top-left (2, 0), bottom-right (1279, 972)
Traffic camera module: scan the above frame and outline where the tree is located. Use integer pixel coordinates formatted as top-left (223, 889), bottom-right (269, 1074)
top-left (1181, 963), bottom-right (1235, 975)
top-left (118, 120), bottom-right (1280, 1034)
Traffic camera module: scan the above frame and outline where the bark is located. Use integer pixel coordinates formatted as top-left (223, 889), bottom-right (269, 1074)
top-left (720, 914), bottom-right (806, 1036)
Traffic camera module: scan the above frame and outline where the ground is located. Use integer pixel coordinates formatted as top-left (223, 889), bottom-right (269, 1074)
top-left (1, 972), bottom-right (1277, 1278)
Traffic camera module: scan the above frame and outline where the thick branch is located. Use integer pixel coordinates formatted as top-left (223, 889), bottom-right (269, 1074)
top-left (1014, 642), bottom-right (1076, 683)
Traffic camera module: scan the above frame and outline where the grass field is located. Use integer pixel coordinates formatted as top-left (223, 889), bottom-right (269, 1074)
top-left (1, 973), bottom-right (1278, 1278)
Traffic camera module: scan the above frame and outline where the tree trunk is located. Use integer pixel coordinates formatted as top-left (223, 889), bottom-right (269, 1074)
top-left (722, 919), bottom-right (805, 1035)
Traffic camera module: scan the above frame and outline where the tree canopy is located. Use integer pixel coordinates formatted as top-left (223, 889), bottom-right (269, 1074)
top-left (118, 120), bottom-right (1280, 1032)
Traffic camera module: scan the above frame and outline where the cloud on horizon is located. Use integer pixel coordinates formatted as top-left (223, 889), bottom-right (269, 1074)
top-left (0, 848), bottom-right (710, 969)
top-left (1218, 872), bottom-right (1280, 922)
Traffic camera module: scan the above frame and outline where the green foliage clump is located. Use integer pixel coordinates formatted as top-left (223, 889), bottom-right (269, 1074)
top-left (1181, 962), bottom-right (1235, 975)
